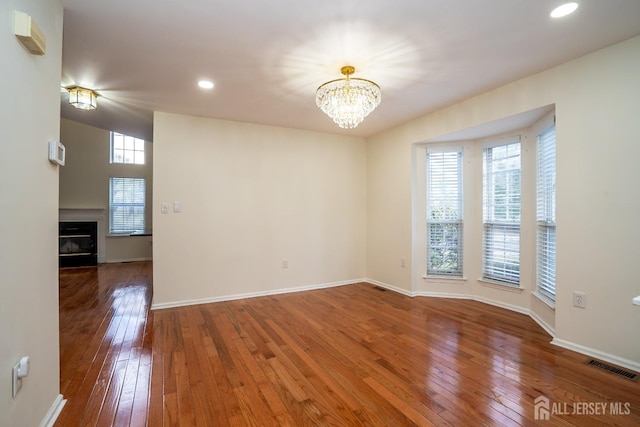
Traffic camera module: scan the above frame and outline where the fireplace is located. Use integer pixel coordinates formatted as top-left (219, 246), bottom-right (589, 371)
top-left (59, 221), bottom-right (98, 268)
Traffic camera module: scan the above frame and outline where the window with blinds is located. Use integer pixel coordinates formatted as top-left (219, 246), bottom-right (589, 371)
top-left (427, 147), bottom-right (463, 276)
top-left (482, 138), bottom-right (521, 285)
top-left (537, 125), bottom-right (556, 301)
top-left (109, 177), bottom-right (146, 234)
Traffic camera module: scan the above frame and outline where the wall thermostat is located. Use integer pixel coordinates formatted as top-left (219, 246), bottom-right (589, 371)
top-left (48, 140), bottom-right (65, 166)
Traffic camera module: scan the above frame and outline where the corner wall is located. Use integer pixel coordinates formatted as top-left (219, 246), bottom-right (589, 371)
top-left (152, 113), bottom-right (367, 307)
top-left (367, 36), bottom-right (640, 369)
top-left (0, 1), bottom-right (64, 426)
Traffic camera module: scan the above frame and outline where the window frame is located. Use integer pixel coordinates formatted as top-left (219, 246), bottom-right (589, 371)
top-left (482, 136), bottom-right (522, 286)
top-left (110, 131), bottom-right (146, 165)
top-left (536, 125), bottom-right (557, 302)
top-left (426, 146), bottom-right (464, 277)
top-left (108, 177), bottom-right (146, 234)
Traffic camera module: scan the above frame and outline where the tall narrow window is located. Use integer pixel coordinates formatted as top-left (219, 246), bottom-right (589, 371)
top-left (537, 126), bottom-right (556, 301)
top-left (111, 132), bottom-right (145, 164)
top-left (483, 138), bottom-right (521, 285)
top-left (109, 177), bottom-right (146, 234)
top-left (427, 147), bottom-right (463, 276)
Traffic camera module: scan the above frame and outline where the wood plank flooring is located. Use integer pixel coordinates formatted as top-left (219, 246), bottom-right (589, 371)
top-left (56, 262), bottom-right (640, 426)
top-left (56, 262), bottom-right (153, 427)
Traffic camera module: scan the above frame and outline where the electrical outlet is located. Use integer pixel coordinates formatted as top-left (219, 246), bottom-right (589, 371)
top-left (281, 259), bottom-right (288, 269)
top-left (573, 291), bottom-right (587, 309)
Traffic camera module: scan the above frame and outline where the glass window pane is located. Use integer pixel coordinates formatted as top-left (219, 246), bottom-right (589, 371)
top-left (134, 151), bottom-right (145, 165)
top-left (113, 134), bottom-right (124, 150)
top-left (109, 177), bottom-right (145, 233)
top-left (427, 149), bottom-right (463, 276)
top-left (124, 136), bottom-right (134, 151)
top-left (483, 139), bottom-right (521, 285)
top-left (111, 132), bottom-right (145, 165)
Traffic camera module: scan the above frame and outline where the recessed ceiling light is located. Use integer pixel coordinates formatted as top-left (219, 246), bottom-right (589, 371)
top-left (550, 2), bottom-right (579, 18)
top-left (198, 80), bottom-right (214, 89)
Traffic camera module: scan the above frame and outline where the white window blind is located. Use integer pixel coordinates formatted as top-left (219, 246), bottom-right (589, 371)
top-left (483, 138), bottom-right (521, 285)
top-left (111, 132), bottom-right (145, 164)
top-left (427, 147), bottom-right (463, 276)
top-left (109, 177), bottom-right (146, 233)
top-left (537, 125), bottom-right (556, 301)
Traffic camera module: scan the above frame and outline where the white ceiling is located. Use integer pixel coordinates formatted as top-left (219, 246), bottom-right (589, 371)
top-left (59, 1), bottom-right (640, 142)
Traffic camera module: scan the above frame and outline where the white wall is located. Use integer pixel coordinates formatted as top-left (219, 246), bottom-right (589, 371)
top-left (59, 118), bottom-right (153, 262)
top-left (0, 1), bottom-right (64, 426)
top-left (153, 113), bottom-right (367, 307)
top-left (367, 36), bottom-right (640, 369)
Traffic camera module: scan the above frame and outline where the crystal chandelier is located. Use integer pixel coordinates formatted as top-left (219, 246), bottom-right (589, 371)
top-left (316, 66), bottom-right (381, 129)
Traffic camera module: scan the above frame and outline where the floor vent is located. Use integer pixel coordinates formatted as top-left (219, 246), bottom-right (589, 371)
top-left (372, 286), bottom-right (387, 292)
top-left (585, 359), bottom-right (638, 381)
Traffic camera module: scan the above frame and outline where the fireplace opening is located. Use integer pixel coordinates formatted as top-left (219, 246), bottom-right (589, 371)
top-left (59, 221), bottom-right (98, 268)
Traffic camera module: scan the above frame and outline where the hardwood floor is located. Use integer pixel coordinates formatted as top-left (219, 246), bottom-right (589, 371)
top-left (56, 262), bottom-right (153, 427)
top-left (56, 262), bottom-right (640, 426)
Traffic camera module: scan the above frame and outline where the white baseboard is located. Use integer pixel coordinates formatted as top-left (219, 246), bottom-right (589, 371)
top-left (473, 294), bottom-right (556, 337)
top-left (415, 291), bottom-right (471, 299)
top-left (367, 281), bottom-right (561, 340)
top-left (416, 288), bottom-right (557, 337)
top-left (151, 278), bottom-right (367, 310)
top-left (472, 294), bottom-right (530, 316)
top-left (365, 279), bottom-right (414, 297)
top-left (39, 394), bottom-right (66, 427)
top-left (551, 338), bottom-right (640, 373)
top-left (528, 309), bottom-right (556, 337)
top-left (105, 257), bottom-right (152, 264)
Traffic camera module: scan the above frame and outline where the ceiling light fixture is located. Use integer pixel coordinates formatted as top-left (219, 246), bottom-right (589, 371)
top-left (67, 86), bottom-right (98, 110)
top-left (550, 2), bottom-right (579, 18)
top-left (316, 66), bottom-right (381, 129)
top-left (198, 80), bottom-right (214, 89)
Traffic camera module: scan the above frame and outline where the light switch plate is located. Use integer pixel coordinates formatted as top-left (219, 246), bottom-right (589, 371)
top-left (12, 362), bottom-right (22, 398)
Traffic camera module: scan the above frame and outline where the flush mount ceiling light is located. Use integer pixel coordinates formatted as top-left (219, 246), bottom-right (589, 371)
top-left (67, 86), bottom-right (98, 110)
top-left (198, 80), bottom-right (214, 89)
top-left (316, 66), bottom-right (381, 129)
top-left (550, 2), bottom-right (579, 18)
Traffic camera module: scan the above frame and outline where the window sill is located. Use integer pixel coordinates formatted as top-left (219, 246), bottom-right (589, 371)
top-left (107, 233), bottom-right (132, 238)
top-left (478, 278), bottom-right (524, 293)
top-left (423, 275), bottom-right (467, 286)
top-left (533, 291), bottom-right (556, 310)
top-left (108, 229), bottom-right (151, 238)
